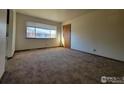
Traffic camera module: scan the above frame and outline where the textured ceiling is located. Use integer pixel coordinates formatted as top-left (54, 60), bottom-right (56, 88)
top-left (16, 9), bottom-right (92, 22)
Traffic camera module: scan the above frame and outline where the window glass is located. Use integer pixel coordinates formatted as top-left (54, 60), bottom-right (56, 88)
top-left (27, 27), bottom-right (35, 38)
top-left (26, 26), bottom-right (57, 38)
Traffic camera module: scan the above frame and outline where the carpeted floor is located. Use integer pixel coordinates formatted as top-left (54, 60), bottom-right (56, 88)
top-left (0, 47), bottom-right (124, 84)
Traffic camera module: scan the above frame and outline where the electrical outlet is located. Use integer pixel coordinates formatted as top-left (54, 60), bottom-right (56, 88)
top-left (93, 49), bottom-right (96, 52)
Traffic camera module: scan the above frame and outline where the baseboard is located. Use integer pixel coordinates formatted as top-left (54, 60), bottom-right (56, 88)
top-left (8, 47), bottom-right (123, 62)
top-left (7, 56), bottom-right (13, 60)
top-left (7, 46), bottom-right (62, 59)
top-left (7, 50), bottom-right (15, 60)
top-left (70, 48), bottom-right (124, 63)
top-left (15, 46), bottom-right (61, 52)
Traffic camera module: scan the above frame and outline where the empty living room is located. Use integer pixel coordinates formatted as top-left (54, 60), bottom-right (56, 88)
top-left (0, 9), bottom-right (124, 84)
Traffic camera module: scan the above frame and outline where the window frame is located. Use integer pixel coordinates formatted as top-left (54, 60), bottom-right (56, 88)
top-left (26, 26), bottom-right (57, 39)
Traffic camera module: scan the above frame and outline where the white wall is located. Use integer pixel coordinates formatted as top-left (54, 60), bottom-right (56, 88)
top-left (7, 10), bottom-right (16, 57)
top-left (63, 10), bottom-right (124, 61)
top-left (0, 10), bottom-right (7, 78)
top-left (16, 13), bottom-right (61, 50)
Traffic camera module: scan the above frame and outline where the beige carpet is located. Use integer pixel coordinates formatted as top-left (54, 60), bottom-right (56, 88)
top-left (0, 47), bottom-right (124, 84)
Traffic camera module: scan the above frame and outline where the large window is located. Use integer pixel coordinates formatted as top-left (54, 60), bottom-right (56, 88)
top-left (26, 22), bottom-right (57, 39)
